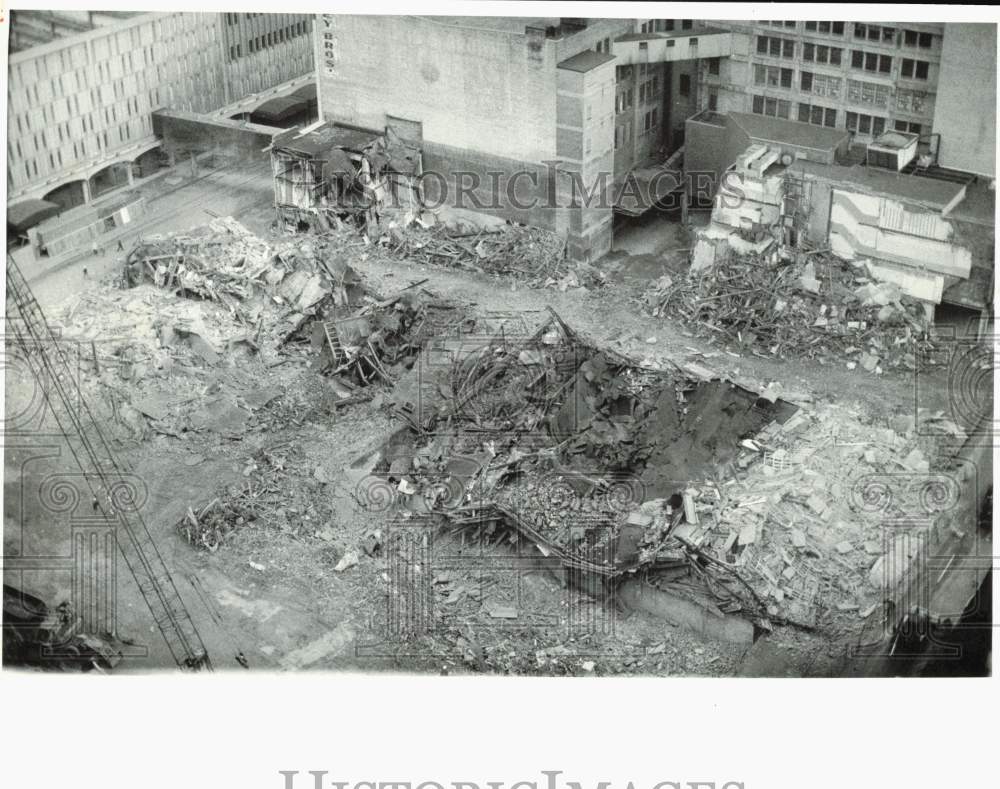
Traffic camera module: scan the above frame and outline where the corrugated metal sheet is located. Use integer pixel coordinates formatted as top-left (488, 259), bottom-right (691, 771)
top-left (878, 199), bottom-right (952, 241)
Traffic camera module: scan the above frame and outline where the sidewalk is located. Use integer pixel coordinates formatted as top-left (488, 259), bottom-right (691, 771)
top-left (24, 158), bottom-right (273, 284)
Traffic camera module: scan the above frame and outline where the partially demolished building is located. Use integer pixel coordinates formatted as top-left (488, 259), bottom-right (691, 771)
top-left (685, 110), bottom-right (994, 326)
top-left (268, 122), bottom-right (421, 233)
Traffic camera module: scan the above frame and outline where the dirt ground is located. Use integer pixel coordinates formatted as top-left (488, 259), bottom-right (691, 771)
top-left (5, 161), bottom-right (962, 674)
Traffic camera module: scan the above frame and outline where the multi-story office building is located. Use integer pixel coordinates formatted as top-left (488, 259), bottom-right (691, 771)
top-left (6, 11), bottom-right (314, 213)
top-left (702, 21), bottom-right (949, 146)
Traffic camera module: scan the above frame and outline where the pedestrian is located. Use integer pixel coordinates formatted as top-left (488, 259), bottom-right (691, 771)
top-left (91, 240), bottom-right (99, 257)
top-left (116, 239), bottom-right (124, 252)
top-left (82, 266), bottom-right (88, 278)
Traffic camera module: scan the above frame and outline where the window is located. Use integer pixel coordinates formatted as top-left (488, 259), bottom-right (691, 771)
top-left (798, 103), bottom-right (837, 128)
top-left (757, 35), bottom-right (795, 59)
top-left (852, 50), bottom-right (892, 74)
top-left (754, 65), bottom-right (793, 88)
top-left (681, 20), bottom-right (692, 30)
top-left (679, 74), bottom-right (691, 97)
top-left (708, 57), bottom-right (720, 75)
top-left (846, 111), bottom-right (886, 136)
top-left (894, 120), bottom-right (923, 135)
top-left (904, 29), bottom-right (934, 48)
top-left (803, 43), bottom-right (842, 65)
top-left (854, 23), bottom-right (895, 42)
top-left (896, 88), bottom-right (927, 113)
top-left (752, 94), bottom-right (791, 119)
top-left (848, 80), bottom-right (890, 107)
top-left (901, 58), bottom-right (930, 80)
top-left (805, 21), bottom-right (844, 35)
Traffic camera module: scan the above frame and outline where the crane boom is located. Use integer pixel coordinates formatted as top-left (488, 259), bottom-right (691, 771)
top-left (6, 256), bottom-right (210, 670)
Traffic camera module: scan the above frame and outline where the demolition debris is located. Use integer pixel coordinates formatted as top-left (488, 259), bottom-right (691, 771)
top-left (647, 248), bottom-right (935, 371)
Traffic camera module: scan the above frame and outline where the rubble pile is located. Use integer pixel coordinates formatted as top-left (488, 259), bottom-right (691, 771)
top-left (294, 284), bottom-right (460, 389)
top-left (122, 217), bottom-right (277, 306)
top-left (372, 312), bottom-right (775, 573)
top-left (115, 217), bottom-right (464, 395)
top-left (648, 251), bottom-right (935, 371)
top-left (378, 222), bottom-right (572, 284)
top-left (656, 403), bottom-right (950, 630)
top-left (178, 442), bottom-right (340, 551)
top-left (360, 308), bottom-right (951, 633)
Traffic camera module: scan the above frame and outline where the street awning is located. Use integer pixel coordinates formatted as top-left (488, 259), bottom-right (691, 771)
top-left (252, 95), bottom-right (308, 123)
top-left (291, 82), bottom-right (317, 102)
top-left (7, 198), bottom-right (61, 234)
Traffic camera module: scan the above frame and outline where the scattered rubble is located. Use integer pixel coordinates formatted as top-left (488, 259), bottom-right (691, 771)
top-left (378, 221), bottom-right (570, 283)
top-left (349, 306), bottom-right (948, 634)
top-left (647, 248), bottom-right (936, 371)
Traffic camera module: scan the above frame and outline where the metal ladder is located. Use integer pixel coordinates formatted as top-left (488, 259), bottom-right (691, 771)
top-left (5, 256), bottom-right (211, 670)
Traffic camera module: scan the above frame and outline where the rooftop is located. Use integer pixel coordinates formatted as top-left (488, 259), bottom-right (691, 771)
top-left (788, 159), bottom-right (969, 212)
top-left (614, 25), bottom-right (730, 43)
top-left (729, 112), bottom-right (850, 153)
top-left (271, 123), bottom-right (382, 158)
top-left (557, 49), bottom-right (616, 73)
top-left (420, 16), bottom-right (562, 34)
top-left (871, 131), bottom-right (919, 151)
top-left (8, 10), bottom-right (140, 54)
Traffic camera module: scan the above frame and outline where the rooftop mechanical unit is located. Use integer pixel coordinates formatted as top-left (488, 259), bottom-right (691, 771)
top-left (867, 131), bottom-right (920, 172)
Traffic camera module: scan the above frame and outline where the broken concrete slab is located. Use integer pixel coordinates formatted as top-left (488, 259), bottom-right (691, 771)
top-left (619, 579), bottom-right (754, 646)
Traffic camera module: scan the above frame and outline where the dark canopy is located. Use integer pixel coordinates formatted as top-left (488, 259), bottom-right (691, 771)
top-left (7, 199), bottom-right (61, 234)
top-left (252, 95), bottom-right (308, 123)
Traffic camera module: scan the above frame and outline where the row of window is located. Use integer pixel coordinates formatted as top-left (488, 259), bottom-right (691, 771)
top-left (853, 24), bottom-right (935, 48)
top-left (804, 22), bottom-right (845, 35)
top-left (750, 94), bottom-right (922, 136)
top-left (16, 116), bottom-right (152, 180)
top-left (804, 42), bottom-right (843, 65)
top-left (759, 37), bottom-right (932, 81)
top-left (756, 35), bottom-right (796, 59)
top-left (756, 67), bottom-right (930, 112)
top-left (639, 19), bottom-right (694, 34)
top-left (230, 21), bottom-right (309, 60)
top-left (762, 21), bottom-right (936, 49)
top-left (224, 12), bottom-right (267, 24)
top-left (851, 50), bottom-right (931, 80)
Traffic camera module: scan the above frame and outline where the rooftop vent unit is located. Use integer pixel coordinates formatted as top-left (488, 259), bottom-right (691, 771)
top-left (867, 131), bottom-right (919, 172)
